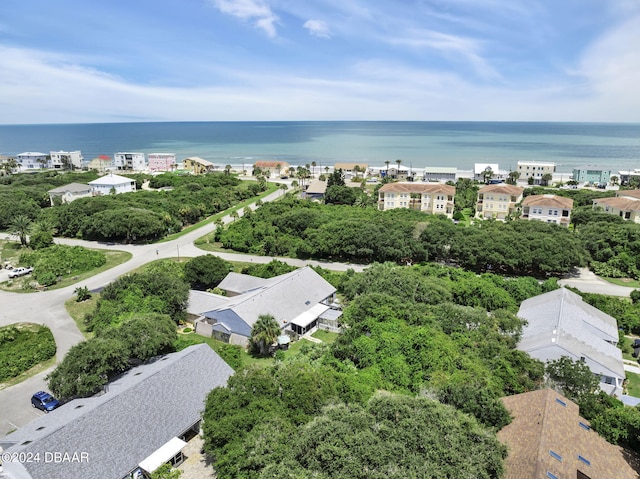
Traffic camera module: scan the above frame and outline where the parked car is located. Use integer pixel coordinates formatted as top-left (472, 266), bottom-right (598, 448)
top-left (31, 391), bottom-right (59, 413)
top-left (8, 266), bottom-right (33, 279)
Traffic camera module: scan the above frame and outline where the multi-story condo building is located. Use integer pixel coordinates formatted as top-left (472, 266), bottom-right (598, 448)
top-left (378, 182), bottom-right (455, 218)
top-left (50, 150), bottom-right (84, 170)
top-left (521, 194), bottom-right (573, 226)
top-left (475, 184), bottom-right (524, 220)
top-left (15, 152), bottom-right (48, 169)
top-left (572, 166), bottom-right (612, 185)
top-left (114, 152), bottom-right (146, 171)
top-left (87, 155), bottom-right (113, 173)
top-left (593, 190), bottom-right (640, 223)
top-left (148, 153), bottom-right (176, 172)
top-left (516, 161), bottom-right (556, 184)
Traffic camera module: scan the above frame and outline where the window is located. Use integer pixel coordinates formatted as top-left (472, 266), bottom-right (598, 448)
top-left (546, 472), bottom-right (558, 479)
top-left (555, 398), bottom-right (567, 407)
top-left (549, 450), bottom-right (562, 462)
top-left (579, 422), bottom-right (591, 431)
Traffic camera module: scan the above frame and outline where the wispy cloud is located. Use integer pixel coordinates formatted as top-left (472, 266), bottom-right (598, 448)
top-left (303, 19), bottom-right (331, 38)
top-left (210, 0), bottom-right (279, 37)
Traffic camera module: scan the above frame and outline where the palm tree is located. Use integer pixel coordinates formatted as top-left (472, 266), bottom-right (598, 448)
top-left (230, 211), bottom-right (239, 222)
top-left (324, 166), bottom-right (329, 174)
top-left (384, 160), bottom-right (390, 178)
top-left (507, 171), bottom-right (521, 185)
top-left (9, 214), bottom-right (32, 247)
top-left (224, 164), bottom-right (232, 176)
top-left (250, 314), bottom-right (281, 356)
top-left (482, 167), bottom-right (494, 184)
top-left (280, 183), bottom-right (288, 196)
top-left (541, 173), bottom-right (553, 187)
top-left (311, 161), bottom-right (317, 177)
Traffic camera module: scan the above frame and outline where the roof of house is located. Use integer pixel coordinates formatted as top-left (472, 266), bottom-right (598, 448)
top-left (478, 184), bottom-right (524, 195)
top-left (88, 173), bottom-right (135, 186)
top-left (573, 165), bottom-right (612, 172)
top-left (202, 267), bottom-right (336, 337)
top-left (498, 389), bottom-right (639, 479)
top-left (305, 180), bottom-right (328, 195)
top-left (183, 157), bottom-right (214, 167)
top-left (616, 189), bottom-right (640, 199)
top-left (522, 194), bottom-right (574, 209)
top-left (594, 196), bottom-right (640, 212)
top-left (517, 160), bottom-right (556, 166)
top-left (254, 160), bottom-right (289, 168)
top-left (0, 344), bottom-right (233, 479)
top-left (334, 162), bottom-right (368, 170)
top-left (474, 163), bottom-right (500, 174)
top-left (517, 288), bottom-right (624, 379)
top-left (378, 182), bottom-right (456, 194)
top-left (422, 166), bottom-right (458, 174)
top-left (47, 183), bottom-right (92, 194)
top-left (187, 290), bottom-right (229, 316)
top-left (217, 272), bottom-right (271, 295)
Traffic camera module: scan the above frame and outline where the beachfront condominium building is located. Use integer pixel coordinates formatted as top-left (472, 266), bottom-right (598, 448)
top-left (253, 160), bottom-right (290, 177)
top-left (15, 152), bottom-right (48, 169)
top-left (378, 182), bottom-right (455, 217)
top-left (50, 150), bottom-right (84, 170)
top-left (184, 157), bottom-right (215, 175)
top-left (421, 166), bottom-right (457, 182)
top-left (593, 190), bottom-right (640, 223)
top-left (572, 166), bottom-right (612, 185)
top-left (114, 152), bottom-right (146, 171)
top-left (521, 194), bottom-right (573, 226)
top-left (516, 161), bottom-right (556, 184)
top-left (475, 184), bottom-right (524, 220)
top-left (87, 155), bottom-right (113, 173)
top-left (148, 153), bottom-right (176, 172)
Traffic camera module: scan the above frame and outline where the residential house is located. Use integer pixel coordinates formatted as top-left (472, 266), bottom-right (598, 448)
top-left (0, 344), bottom-right (234, 479)
top-left (475, 184), bottom-right (524, 220)
top-left (148, 153), bottom-right (176, 172)
top-left (593, 193), bottom-right (640, 223)
top-left (572, 166), bottom-right (612, 185)
top-left (87, 155), bottom-right (113, 173)
top-left (421, 166), bottom-right (457, 182)
top-left (383, 165), bottom-right (411, 181)
top-left (516, 161), bottom-right (556, 184)
top-left (334, 162), bottom-right (368, 180)
top-left (49, 150), bottom-right (84, 170)
top-left (192, 267), bottom-right (339, 345)
top-left (47, 183), bottom-right (92, 205)
top-left (617, 168), bottom-right (640, 186)
top-left (517, 288), bottom-right (625, 395)
top-left (114, 152), bottom-right (146, 171)
top-left (183, 157), bottom-right (215, 175)
top-left (521, 194), bottom-right (573, 226)
top-left (16, 152), bottom-right (48, 170)
top-left (253, 160), bottom-right (290, 177)
top-left (378, 182), bottom-right (455, 218)
top-left (498, 388), bottom-right (639, 479)
top-left (474, 163), bottom-right (506, 182)
top-left (88, 173), bottom-right (137, 195)
top-left (303, 179), bottom-right (327, 200)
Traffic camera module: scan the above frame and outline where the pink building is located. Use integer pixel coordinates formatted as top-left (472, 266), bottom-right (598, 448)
top-left (148, 153), bottom-right (176, 172)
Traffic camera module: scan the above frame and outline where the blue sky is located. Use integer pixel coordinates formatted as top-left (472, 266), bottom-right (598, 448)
top-left (1, 0), bottom-right (639, 123)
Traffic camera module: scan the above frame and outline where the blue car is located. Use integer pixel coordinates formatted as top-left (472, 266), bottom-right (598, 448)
top-left (31, 391), bottom-right (59, 413)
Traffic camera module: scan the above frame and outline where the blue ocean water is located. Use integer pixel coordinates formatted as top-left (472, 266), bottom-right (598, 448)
top-left (0, 121), bottom-right (639, 173)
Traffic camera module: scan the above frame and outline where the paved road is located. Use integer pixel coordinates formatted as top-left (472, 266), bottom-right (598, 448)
top-left (0, 186), bottom-right (364, 437)
top-left (558, 267), bottom-right (635, 297)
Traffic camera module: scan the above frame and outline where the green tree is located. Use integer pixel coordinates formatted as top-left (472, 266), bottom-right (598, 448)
top-left (506, 171), bottom-right (520, 185)
top-left (541, 173), bottom-right (553, 186)
top-left (105, 313), bottom-right (177, 361)
top-left (74, 286), bottom-right (92, 302)
top-left (29, 218), bottom-right (57, 250)
top-left (183, 254), bottom-right (232, 290)
top-left (151, 464), bottom-right (182, 479)
top-left (250, 314), bottom-right (281, 356)
top-left (224, 164), bottom-right (232, 176)
top-left (482, 166), bottom-right (494, 184)
top-left (8, 214), bottom-right (32, 247)
top-left (324, 185), bottom-right (357, 205)
top-left (545, 356), bottom-right (599, 402)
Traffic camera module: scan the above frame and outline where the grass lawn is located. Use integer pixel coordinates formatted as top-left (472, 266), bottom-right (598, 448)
top-left (603, 277), bottom-right (640, 289)
top-left (626, 371), bottom-right (640, 397)
top-left (311, 330), bottom-right (339, 343)
top-left (0, 239), bottom-right (23, 267)
top-left (64, 294), bottom-right (100, 339)
top-left (159, 182), bottom-right (278, 244)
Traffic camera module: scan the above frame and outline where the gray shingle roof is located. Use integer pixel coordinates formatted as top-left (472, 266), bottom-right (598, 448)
top-left (47, 183), bottom-right (92, 194)
top-left (0, 344), bottom-right (233, 479)
top-left (517, 288), bottom-right (624, 379)
top-left (217, 272), bottom-right (269, 295)
top-left (202, 267), bottom-right (336, 337)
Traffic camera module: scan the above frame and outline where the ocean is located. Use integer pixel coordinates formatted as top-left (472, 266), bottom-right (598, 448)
top-left (0, 121), bottom-right (639, 173)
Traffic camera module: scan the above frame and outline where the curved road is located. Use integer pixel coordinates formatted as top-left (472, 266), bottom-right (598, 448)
top-left (0, 186), bottom-right (365, 437)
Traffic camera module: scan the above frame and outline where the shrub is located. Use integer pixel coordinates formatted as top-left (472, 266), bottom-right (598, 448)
top-left (0, 324), bottom-right (56, 382)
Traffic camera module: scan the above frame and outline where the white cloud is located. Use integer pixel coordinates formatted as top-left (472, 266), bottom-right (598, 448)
top-left (210, 0), bottom-right (278, 37)
top-left (303, 19), bottom-right (331, 38)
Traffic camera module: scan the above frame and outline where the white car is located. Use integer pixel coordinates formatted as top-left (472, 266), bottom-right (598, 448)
top-left (8, 266), bottom-right (34, 279)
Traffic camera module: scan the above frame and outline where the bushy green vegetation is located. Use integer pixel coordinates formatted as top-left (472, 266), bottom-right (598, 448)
top-left (48, 314), bottom-right (177, 399)
top-left (183, 254), bottom-right (233, 290)
top-left (0, 324), bottom-right (56, 382)
top-left (85, 270), bottom-right (189, 333)
top-left (19, 245), bottom-right (106, 286)
top-left (219, 198), bottom-right (587, 277)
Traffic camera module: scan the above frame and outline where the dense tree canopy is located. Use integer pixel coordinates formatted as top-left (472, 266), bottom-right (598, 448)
top-left (183, 254), bottom-right (233, 290)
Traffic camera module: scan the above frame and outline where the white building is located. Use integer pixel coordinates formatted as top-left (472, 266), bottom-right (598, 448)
top-left (521, 194), bottom-right (573, 226)
top-left (16, 152), bottom-right (48, 169)
top-left (148, 153), bottom-right (176, 172)
top-left (88, 173), bottom-right (137, 195)
top-left (50, 150), bottom-right (84, 170)
top-left (114, 152), bottom-right (146, 171)
top-left (517, 161), bottom-right (556, 184)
